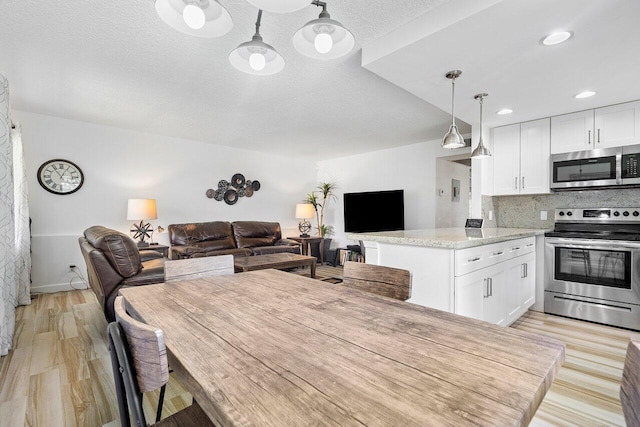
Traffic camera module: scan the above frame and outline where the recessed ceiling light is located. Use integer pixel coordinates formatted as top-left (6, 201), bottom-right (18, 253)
top-left (542, 31), bottom-right (572, 46)
top-left (497, 109), bottom-right (513, 115)
top-left (575, 91), bottom-right (596, 99)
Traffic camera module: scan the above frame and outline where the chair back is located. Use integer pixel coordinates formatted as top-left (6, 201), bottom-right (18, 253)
top-left (621, 340), bottom-right (640, 426)
top-left (164, 254), bottom-right (234, 282)
top-left (342, 261), bottom-right (411, 301)
top-left (108, 296), bottom-right (170, 427)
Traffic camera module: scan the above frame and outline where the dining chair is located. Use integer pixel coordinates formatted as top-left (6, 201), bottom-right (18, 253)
top-left (621, 339), bottom-right (640, 426)
top-left (107, 296), bottom-right (215, 427)
top-left (342, 261), bottom-right (411, 301)
top-left (164, 254), bottom-right (234, 282)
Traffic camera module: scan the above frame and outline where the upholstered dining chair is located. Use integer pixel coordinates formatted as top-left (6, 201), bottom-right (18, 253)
top-left (342, 261), bottom-right (412, 301)
top-left (621, 339), bottom-right (640, 426)
top-left (108, 296), bottom-right (214, 427)
top-left (164, 254), bottom-right (234, 282)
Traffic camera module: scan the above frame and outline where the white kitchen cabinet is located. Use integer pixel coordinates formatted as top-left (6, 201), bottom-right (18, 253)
top-left (454, 237), bottom-right (535, 326)
top-left (492, 118), bottom-right (550, 196)
top-left (551, 100), bottom-right (640, 154)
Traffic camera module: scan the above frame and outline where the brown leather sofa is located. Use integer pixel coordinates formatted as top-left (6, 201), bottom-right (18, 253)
top-left (79, 226), bottom-right (165, 321)
top-left (169, 221), bottom-right (300, 259)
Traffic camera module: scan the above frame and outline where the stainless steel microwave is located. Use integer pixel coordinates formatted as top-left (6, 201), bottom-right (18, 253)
top-left (550, 144), bottom-right (640, 191)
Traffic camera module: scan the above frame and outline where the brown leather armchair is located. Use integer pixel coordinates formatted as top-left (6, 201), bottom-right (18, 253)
top-left (79, 226), bottom-right (165, 321)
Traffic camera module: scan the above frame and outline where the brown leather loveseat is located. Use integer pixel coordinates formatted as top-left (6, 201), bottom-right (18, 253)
top-left (169, 221), bottom-right (300, 259)
top-left (79, 226), bottom-right (165, 321)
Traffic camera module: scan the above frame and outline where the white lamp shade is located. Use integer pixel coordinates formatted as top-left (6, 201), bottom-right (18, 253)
top-left (127, 199), bottom-right (158, 220)
top-left (245, 0), bottom-right (310, 13)
top-left (295, 203), bottom-right (315, 219)
top-left (293, 17), bottom-right (355, 60)
top-left (155, 0), bottom-right (233, 38)
top-left (229, 38), bottom-right (285, 76)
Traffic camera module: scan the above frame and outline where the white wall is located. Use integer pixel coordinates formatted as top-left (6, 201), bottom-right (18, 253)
top-left (316, 139), bottom-right (471, 247)
top-left (435, 159), bottom-right (470, 228)
top-left (17, 111), bottom-right (316, 293)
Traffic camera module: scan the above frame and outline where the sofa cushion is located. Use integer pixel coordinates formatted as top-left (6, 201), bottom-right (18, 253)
top-left (84, 226), bottom-right (142, 278)
top-left (169, 222), bottom-right (236, 250)
top-left (251, 245), bottom-right (299, 256)
top-left (173, 246), bottom-right (251, 259)
top-left (232, 221), bottom-right (282, 248)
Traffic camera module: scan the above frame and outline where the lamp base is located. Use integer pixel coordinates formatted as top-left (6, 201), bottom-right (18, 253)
top-left (137, 241), bottom-right (150, 248)
top-left (298, 219), bottom-right (311, 237)
top-left (299, 233), bottom-right (310, 238)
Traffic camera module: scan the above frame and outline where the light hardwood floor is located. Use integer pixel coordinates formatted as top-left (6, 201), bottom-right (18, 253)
top-left (0, 265), bottom-right (637, 426)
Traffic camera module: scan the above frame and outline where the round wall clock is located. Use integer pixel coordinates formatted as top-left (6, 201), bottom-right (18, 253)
top-left (37, 159), bottom-right (84, 195)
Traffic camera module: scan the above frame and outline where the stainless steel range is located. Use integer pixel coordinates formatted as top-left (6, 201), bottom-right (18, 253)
top-left (545, 207), bottom-right (640, 331)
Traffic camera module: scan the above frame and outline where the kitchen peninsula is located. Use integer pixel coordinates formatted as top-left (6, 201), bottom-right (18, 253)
top-left (347, 228), bottom-right (548, 326)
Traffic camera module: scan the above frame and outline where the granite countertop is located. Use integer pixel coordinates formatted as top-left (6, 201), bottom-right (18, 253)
top-left (346, 228), bottom-right (549, 250)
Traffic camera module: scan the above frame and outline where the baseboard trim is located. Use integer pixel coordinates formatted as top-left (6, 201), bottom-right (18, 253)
top-left (31, 282), bottom-right (88, 294)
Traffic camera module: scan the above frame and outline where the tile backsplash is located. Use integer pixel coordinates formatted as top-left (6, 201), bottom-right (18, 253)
top-left (487, 188), bottom-right (640, 229)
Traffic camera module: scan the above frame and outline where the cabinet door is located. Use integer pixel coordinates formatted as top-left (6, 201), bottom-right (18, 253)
top-left (504, 258), bottom-right (524, 325)
top-left (521, 252), bottom-right (536, 309)
top-left (454, 269), bottom-right (487, 321)
top-left (520, 118), bottom-right (551, 194)
top-left (550, 110), bottom-right (594, 154)
top-left (595, 101), bottom-right (640, 148)
top-left (492, 124), bottom-right (521, 195)
top-left (483, 269), bottom-right (506, 326)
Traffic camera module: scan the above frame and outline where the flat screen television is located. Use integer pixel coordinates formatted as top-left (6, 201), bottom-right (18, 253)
top-left (343, 190), bottom-right (404, 233)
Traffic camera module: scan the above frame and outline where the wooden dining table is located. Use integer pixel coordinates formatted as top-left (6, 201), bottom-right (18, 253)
top-left (119, 269), bottom-right (565, 426)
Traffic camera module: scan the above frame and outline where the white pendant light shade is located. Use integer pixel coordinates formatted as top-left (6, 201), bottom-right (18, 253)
top-left (293, 14), bottom-right (355, 60)
top-left (442, 70), bottom-right (466, 149)
top-left (155, 0), bottom-right (233, 38)
top-left (246, 0), bottom-right (310, 13)
top-left (230, 10), bottom-right (285, 76)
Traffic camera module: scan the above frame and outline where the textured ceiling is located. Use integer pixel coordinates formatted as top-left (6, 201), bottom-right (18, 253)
top-left (364, 0), bottom-right (640, 129)
top-left (0, 0), bottom-right (463, 161)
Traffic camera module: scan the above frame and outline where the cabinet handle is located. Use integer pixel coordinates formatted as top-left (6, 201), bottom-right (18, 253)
top-left (588, 129), bottom-right (591, 144)
top-left (522, 176), bottom-right (525, 189)
top-left (526, 243), bottom-right (534, 247)
top-left (489, 278), bottom-right (493, 297)
top-left (493, 251), bottom-right (504, 256)
top-left (468, 257), bottom-right (481, 262)
top-left (483, 278), bottom-right (488, 298)
top-left (522, 263), bottom-right (526, 278)
top-left (512, 246), bottom-right (521, 251)
top-left (597, 128), bottom-right (601, 143)
top-left (515, 177), bottom-right (518, 189)
top-left (525, 263), bottom-right (528, 277)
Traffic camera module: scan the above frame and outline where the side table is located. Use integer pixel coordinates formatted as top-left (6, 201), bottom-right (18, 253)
top-left (287, 236), bottom-right (324, 263)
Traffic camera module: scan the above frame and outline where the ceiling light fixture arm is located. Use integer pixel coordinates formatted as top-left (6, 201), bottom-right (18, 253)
top-left (446, 70), bottom-right (461, 126)
top-left (254, 9), bottom-right (263, 39)
top-left (310, 0), bottom-right (330, 18)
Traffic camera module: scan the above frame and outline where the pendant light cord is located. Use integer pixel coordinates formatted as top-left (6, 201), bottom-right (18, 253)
top-left (254, 9), bottom-right (263, 37)
top-left (479, 95), bottom-right (483, 129)
top-left (451, 77), bottom-right (456, 126)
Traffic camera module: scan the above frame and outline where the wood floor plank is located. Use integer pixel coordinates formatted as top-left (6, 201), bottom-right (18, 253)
top-left (0, 396), bottom-right (27, 426)
top-left (62, 378), bottom-right (102, 427)
top-left (29, 331), bottom-right (60, 376)
top-left (0, 346), bottom-right (32, 403)
top-left (26, 368), bottom-right (65, 427)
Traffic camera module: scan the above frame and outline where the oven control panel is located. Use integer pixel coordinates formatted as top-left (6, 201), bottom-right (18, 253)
top-left (556, 207), bottom-right (640, 222)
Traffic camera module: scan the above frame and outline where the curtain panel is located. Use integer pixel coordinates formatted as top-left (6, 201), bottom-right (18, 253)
top-left (0, 73), bottom-right (31, 357)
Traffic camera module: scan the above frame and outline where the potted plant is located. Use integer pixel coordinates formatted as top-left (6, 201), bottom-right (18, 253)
top-left (304, 182), bottom-right (337, 262)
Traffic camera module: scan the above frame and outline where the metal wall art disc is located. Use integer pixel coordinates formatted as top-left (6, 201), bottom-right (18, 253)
top-left (206, 189), bottom-right (215, 199)
top-left (218, 180), bottom-right (229, 190)
top-left (231, 173), bottom-right (245, 188)
top-left (223, 189), bottom-right (238, 205)
top-left (213, 189), bottom-right (224, 201)
top-left (245, 186), bottom-right (254, 197)
top-left (237, 187), bottom-right (246, 197)
top-left (245, 179), bottom-right (252, 188)
top-left (252, 180), bottom-right (261, 191)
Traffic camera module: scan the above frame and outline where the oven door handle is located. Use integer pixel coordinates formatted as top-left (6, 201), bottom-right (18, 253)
top-left (546, 238), bottom-right (640, 251)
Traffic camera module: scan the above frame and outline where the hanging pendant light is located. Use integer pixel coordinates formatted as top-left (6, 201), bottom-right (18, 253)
top-left (471, 93), bottom-right (492, 158)
top-left (229, 10), bottom-right (285, 76)
top-left (155, 0), bottom-right (233, 38)
top-left (441, 70), bottom-right (466, 149)
top-left (246, 0), bottom-right (310, 13)
top-left (293, 1), bottom-right (355, 60)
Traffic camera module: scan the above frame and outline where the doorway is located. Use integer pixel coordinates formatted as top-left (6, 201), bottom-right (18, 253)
top-left (435, 154), bottom-right (471, 228)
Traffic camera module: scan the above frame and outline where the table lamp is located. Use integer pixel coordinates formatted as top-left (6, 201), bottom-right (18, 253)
top-left (295, 203), bottom-right (315, 237)
top-left (127, 198), bottom-right (157, 247)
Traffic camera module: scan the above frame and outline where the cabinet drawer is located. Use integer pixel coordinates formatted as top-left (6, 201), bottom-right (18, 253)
top-left (455, 237), bottom-right (535, 276)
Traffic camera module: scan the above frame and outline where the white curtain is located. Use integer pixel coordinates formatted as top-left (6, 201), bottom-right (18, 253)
top-left (0, 73), bottom-right (31, 357)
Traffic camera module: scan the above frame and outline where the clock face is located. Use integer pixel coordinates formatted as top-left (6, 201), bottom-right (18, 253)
top-left (37, 159), bottom-right (84, 195)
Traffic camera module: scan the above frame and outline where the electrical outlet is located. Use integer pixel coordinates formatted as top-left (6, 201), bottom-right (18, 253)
top-left (540, 211), bottom-right (548, 221)
top-left (69, 265), bottom-right (76, 271)
top-left (488, 211), bottom-right (493, 221)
